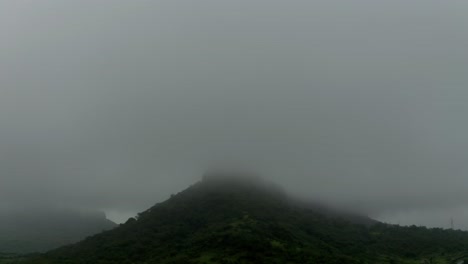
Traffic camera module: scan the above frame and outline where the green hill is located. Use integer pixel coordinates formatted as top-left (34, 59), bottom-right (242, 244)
top-left (23, 175), bottom-right (468, 264)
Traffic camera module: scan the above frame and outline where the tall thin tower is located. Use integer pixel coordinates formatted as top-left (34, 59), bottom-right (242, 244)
top-left (451, 217), bottom-right (454, 230)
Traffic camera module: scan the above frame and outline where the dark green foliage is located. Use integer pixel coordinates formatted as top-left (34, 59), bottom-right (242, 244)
top-left (21, 178), bottom-right (468, 263)
top-left (0, 253), bottom-right (30, 264)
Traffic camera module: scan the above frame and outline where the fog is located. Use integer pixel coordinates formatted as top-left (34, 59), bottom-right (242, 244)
top-left (1, 0), bottom-right (468, 227)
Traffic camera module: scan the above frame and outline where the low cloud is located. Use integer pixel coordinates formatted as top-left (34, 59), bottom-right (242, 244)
top-left (1, 0), bottom-right (468, 226)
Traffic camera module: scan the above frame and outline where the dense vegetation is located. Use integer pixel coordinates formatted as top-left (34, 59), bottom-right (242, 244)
top-left (17, 176), bottom-right (468, 263)
top-left (0, 208), bottom-right (116, 253)
top-left (0, 253), bottom-right (17, 264)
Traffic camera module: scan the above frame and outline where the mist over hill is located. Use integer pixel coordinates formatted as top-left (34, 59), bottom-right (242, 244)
top-left (2, 0), bottom-right (468, 229)
top-left (1, 0), bottom-right (468, 263)
top-left (0, 207), bottom-right (116, 253)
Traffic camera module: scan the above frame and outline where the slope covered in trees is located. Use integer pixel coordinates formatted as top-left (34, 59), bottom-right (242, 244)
top-left (22, 175), bottom-right (468, 263)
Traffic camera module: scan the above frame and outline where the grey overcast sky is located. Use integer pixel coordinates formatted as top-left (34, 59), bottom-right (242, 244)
top-left (1, 0), bottom-right (468, 227)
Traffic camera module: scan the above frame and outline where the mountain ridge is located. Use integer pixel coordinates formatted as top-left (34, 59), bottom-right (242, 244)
top-left (22, 175), bottom-right (468, 264)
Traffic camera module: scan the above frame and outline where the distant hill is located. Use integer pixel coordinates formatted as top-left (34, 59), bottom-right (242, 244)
top-left (0, 207), bottom-right (116, 254)
top-left (24, 174), bottom-right (468, 263)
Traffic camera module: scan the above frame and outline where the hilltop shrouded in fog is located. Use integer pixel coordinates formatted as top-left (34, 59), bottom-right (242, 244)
top-left (21, 176), bottom-right (468, 264)
top-left (1, 0), bottom-right (468, 229)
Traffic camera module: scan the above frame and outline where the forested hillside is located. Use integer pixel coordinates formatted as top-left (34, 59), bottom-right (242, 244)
top-left (17, 176), bottom-right (468, 264)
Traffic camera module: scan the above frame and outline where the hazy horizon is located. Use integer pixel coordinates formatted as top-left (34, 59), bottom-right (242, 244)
top-left (1, 0), bottom-right (468, 229)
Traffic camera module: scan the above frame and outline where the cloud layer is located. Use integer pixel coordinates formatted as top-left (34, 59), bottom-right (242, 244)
top-left (1, 0), bottom-right (468, 225)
